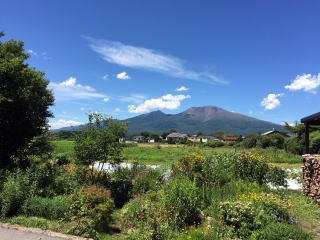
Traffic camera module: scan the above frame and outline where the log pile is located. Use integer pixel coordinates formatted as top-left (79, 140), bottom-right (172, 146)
top-left (302, 154), bottom-right (320, 206)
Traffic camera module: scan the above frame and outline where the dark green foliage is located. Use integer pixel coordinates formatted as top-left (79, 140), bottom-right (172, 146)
top-left (74, 113), bottom-right (128, 167)
top-left (252, 222), bottom-right (313, 240)
top-left (162, 177), bottom-right (201, 230)
top-left (242, 134), bottom-right (263, 148)
top-left (22, 196), bottom-right (70, 220)
top-left (204, 140), bottom-right (224, 148)
top-left (0, 165), bottom-right (56, 217)
top-left (63, 185), bottom-right (114, 238)
top-left (260, 133), bottom-right (285, 149)
top-left (0, 34), bottom-right (54, 168)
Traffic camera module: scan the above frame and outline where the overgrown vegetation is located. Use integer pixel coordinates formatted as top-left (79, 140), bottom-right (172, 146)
top-left (2, 33), bottom-right (319, 240)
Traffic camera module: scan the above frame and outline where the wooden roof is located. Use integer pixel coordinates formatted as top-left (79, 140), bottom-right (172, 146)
top-left (301, 112), bottom-right (320, 125)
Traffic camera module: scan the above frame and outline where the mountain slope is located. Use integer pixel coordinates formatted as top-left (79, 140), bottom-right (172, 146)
top-left (125, 106), bottom-right (285, 135)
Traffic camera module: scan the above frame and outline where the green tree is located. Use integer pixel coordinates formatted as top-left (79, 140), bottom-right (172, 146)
top-left (0, 33), bottom-right (54, 168)
top-left (74, 113), bottom-right (128, 182)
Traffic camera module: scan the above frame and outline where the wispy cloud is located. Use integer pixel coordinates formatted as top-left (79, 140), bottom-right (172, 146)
top-left (285, 73), bottom-right (320, 93)
top-left (128, 94), bottom-right (191, 114)
top-left (117, 71), bottom-right (131, 80)
top-left (176, 86), bottom-right (189, 92)
top-left (85, 37), bottom-right (227, 84)
top-left (118, 94), bottom-right (146, 104)
top-left (260, 93), bottom-right (283, 110)
top-left (28, 49), bottom-right (38, 57)
top-left (49, 119), bottom-right (84, 130)
top-left (49, 77), bottom-right (108, 101)
top-left (101, 74), bottom-right (109, 80)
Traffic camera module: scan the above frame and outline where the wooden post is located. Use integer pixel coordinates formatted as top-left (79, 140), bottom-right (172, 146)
top-left (305, 123), bottom-right (309, 154)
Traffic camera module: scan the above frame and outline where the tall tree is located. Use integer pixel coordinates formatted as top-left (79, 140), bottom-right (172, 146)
top-left (0, 33), bottom-right (54, 168)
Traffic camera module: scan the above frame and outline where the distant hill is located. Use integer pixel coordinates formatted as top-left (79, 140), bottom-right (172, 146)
top-left (125, 106), bottom-right (286, 136)
top-left (53, 106), bottom-right (286, 136)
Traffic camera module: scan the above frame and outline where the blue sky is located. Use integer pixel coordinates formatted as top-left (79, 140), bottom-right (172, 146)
top-left (2, 0), bottom-right (320, 129)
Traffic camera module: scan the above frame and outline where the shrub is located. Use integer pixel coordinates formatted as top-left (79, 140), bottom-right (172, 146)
top-left (234, 152), bottom-right (269, 185)
top-left (162, 176), bottom-right (201, 230)
top-left (53, 172), bottom-right (80, 195)
top-left (202, 153), bottom-right (235, 187)
top-left (171, 152), bottom-right (207, 185)
top-left (64, 185), bottom-right (114, 237)
top-left (238, 192), bottom-right (292, 223)
top-left (0, 173), bottom-right (26, 217)
top-left (120, 191), bottom-right (172, 239)
top-left (22, 195), bottom-right (70, 220)
top-left (130, 168), bottom-right (163, 197)
top-left (251, 222), bottom-right (314, 240)
top-left (219, 200), bottom-right (270, 238)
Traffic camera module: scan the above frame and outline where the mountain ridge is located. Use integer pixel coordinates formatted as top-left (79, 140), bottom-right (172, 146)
top-left (125, 106), bottom-right (285, 135)
top-left (53, 106), bottom-right (286, 136)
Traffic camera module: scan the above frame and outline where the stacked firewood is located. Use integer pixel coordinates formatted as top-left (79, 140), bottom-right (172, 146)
top-left (301, 154), bottom-right (320, 206)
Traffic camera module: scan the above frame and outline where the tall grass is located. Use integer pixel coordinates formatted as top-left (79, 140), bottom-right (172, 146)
top-left (51, 140), bottom-right (75, 158)
top-left (50, 140), bottom-right (302, 167)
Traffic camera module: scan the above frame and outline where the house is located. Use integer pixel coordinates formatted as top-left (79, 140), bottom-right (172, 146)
top-left (166, 132), bottom-right (188, 144)
top-left (261, 129), bottom-right (290, 137)
top-left (188, 135), bottom-right (220, 143)
top-left (223, 136), bottom-right (239, 141)
top-left (132, 135), bottom-right (145, 142)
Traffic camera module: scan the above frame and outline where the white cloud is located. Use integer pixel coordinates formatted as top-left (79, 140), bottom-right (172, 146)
top-left (103, 97), bottom-right (110, 102)
top-left (28, 49), bottom-right (38, 57)
top-left (117, 71), bottom-right (131, 80)
top-left (119, 94), bottom-right (146, 104)
top-left (260, 93), bottom-right (283, 110)
top-left (114, 108), bottom-right (121, 112)
top-left (102, 74), bottom-right (109, 80)
top-left (49, 119), bottom-right (84, 130)
top-left (285, 73), bottom-right (320, 93)
top-left (128, 94), bottom-right (191, 113)
top-left (86, 37), bottom-right (227, 84)
top-left (49, 77), bottom-right (108, 101)
top-left (176, 86), bottom-right (189, 92)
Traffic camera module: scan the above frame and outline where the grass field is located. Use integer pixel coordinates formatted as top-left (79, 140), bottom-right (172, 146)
top-left (50, 141), bottom-right (302, 168)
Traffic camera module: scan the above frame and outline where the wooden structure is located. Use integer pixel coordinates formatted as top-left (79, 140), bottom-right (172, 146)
top-left (301, 154), bottom-right (320, 206)
top-left (301, 112), bottom-right (320, 154)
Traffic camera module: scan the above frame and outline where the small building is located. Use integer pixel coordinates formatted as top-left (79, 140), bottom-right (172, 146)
top-left (301, 112), bottom-right (320, 153)
top-left (133, 135), bottom-right (145, 142)
top-left (223, 136), bottom-right (238, 141)
top-left (261, 129), bottom-right (290, 137)
top-left (166, 132), bottom-right (188, 144)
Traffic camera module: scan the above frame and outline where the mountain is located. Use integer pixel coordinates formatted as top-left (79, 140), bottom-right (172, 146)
top-left (53, 106), bottom-right (286, 136)
top-left (124, 106), bottom-right (285, 136)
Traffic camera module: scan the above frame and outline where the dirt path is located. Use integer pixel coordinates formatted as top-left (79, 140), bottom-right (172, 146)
top-left (0, 223), bottom-right (92, 240)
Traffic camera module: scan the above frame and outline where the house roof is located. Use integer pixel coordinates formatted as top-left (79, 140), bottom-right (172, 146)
top-left (301, 112), bottom-right (320, 125)
top-left (261, 129), bottom-right (289, 137)
top-left (166, 132), bottom-right (188, 138)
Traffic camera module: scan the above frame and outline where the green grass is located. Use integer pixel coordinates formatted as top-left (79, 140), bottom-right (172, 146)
top-left (288, 190), bottom-right (320, 239)
top-left (122, 144), bottom-right (236, 168)
top-left (51, 140), bottom-right (75, 158)
top-left (50, 140), bottom-right (302, 168)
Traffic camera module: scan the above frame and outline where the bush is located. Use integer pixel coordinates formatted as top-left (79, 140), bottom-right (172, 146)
top-left (219, 200), bottom-right (270, 238)
top-left (22, 195), bottom-right (70, 220)
top-left (0, 173), bottom-right (26, 217)
top-left (202, 153), bottom-right (235, 187)
top-left (251, 222), bottom-right (314, 240)
top-left (234, 152), bottom-right (269, 185)
top-left (171, 152), bottom-right (207, 185)
top-left (162, 177), bottom-right (201, 230)
top-left (64, 185), bottom-right (114, 237)
top-left (130, 168), bottom-right (163, 197)
top-left (120, 191), bottom-right (174, 239)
